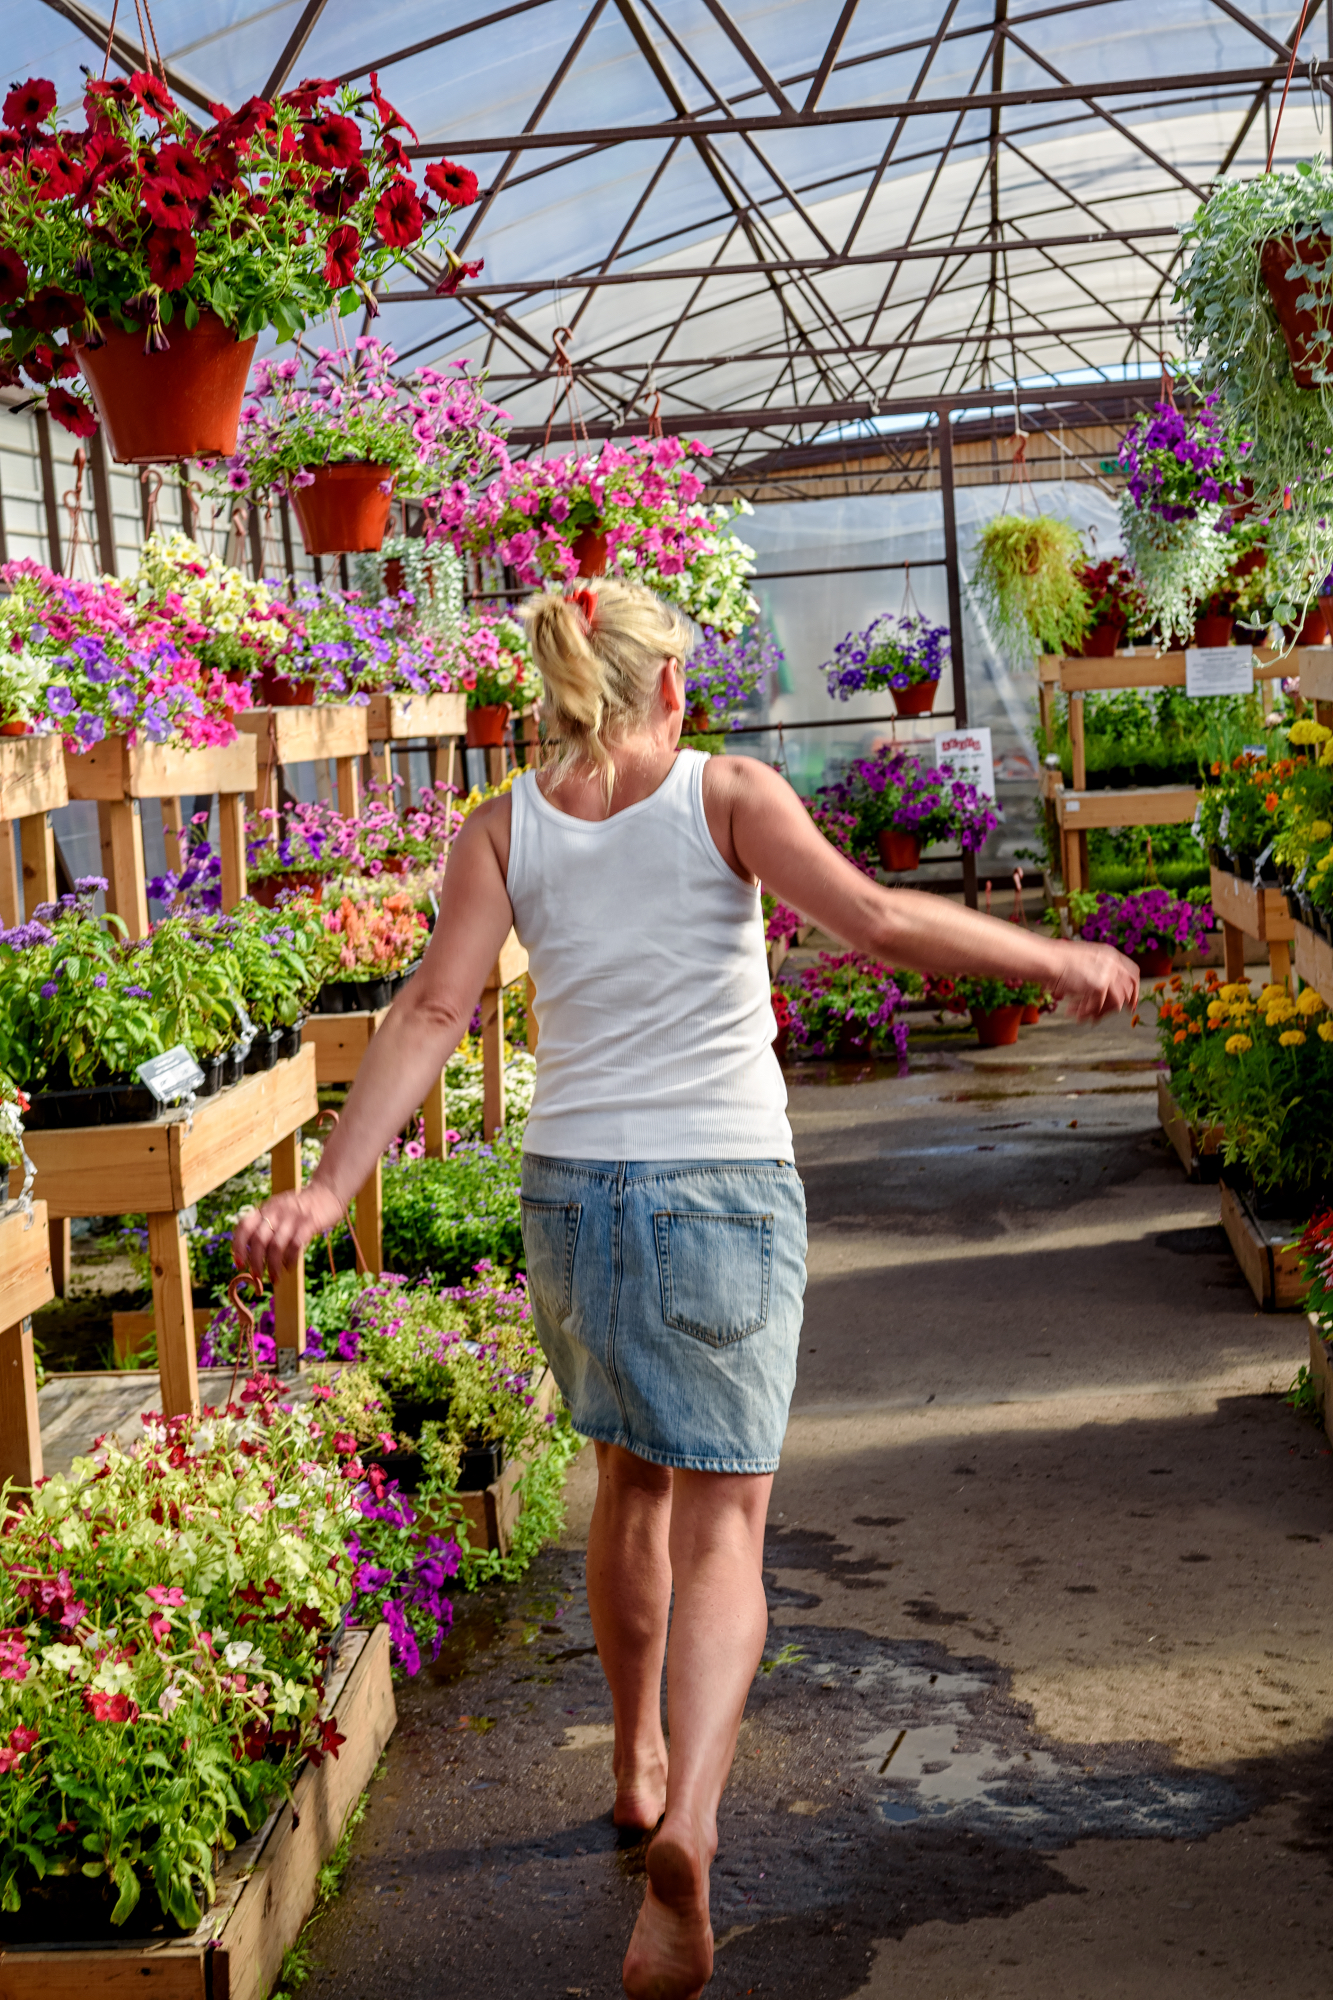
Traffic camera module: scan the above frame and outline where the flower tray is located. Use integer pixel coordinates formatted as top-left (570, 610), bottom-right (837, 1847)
top-left (0, 1622), bottom-right (395, 2000)
top-left (62, 733), bottom-right (257, 803)
top-left (363, 691), bottom-right (466, 742)
top-left (20, 1045), bottom-right (256, 1130)
top-left (1155, 1073), bottom-right (1222, 1184)
top-left (1218, 1180), bottom-right (1307, 1313)
top-left (370, 1437), bottom-right (504, 1496)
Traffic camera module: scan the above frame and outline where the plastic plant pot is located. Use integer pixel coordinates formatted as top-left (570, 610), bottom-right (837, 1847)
top-left (1132, 947), bottom-right (1174, 977)
top-left (891, 680), bottom-right (938, 717)
top-left (0, 719), bottom-right (31, 736)
top-left (221, 1047), bottom-right (245, 1088)
top-left (290, 462), bottom-right (395, 555)
top-left (466, 702), bottom-right (510, 748)
top-left (1021, 1002), bottom-right (1042, 1025)
top-left (971, 1004), bottom-right (1024, 1048)
top-left (249, 871), bottom-right (326, 910)
top-left (279, 1019), bottom-right (305, 1060)
top-left (23, 1080), bottom-right (160, 1129)
top-left (1259, 235), bottom-right (1333, 389)
top-left (877, 828), bottom-right (921, 872)
top-left (456, 1438), bottom-right (505, 1491)
top-left (572, 526), bottom-right (607, 576)
top-left (196, 1056), bottom-right (223, 1098)
top-left (1192, 613), bottom-right (1235, 648)
top-left (1073, 621), bottom-right (1125, 658)
top-left (1290, 605), bottom-right (1330, 646)
top-left (315, 975), bottom-right (394, 1014)
top-left (244, 1030), bottom-right (282, 1074)
top-left (75, 309), bottom-right (257, 463)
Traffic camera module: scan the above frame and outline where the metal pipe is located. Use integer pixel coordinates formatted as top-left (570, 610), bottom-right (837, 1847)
top-left (934, 413), bottom-right (979, 910)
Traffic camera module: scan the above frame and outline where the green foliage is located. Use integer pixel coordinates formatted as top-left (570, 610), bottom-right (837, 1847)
top-left (378, 1140), bottom-right (525, 1284)
top-left (441, 1410), bottom-right (582, 1593)
top-left (972, 514), bottom-right (1090, 658)
top-left (1287, 1363), bottom-right (1320, 1419)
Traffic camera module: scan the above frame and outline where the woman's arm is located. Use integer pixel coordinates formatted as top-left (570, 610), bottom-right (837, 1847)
top-left (233, 802), bottom-right (515, 1282)
top-left (710, 756), bottom-right (1138, 1019)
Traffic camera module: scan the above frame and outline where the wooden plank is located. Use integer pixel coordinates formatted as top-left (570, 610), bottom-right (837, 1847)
top-left (237, 704), bottom-right (370, 767)
top-left (0, 823), bottom-right (18, 929)
top-left (453, 1456), bottom-right (524, 1555)
top-left (113, 1307), bottom-right (204, 1362)
top-left (0, 735), bottom-right (68, 821)
top-left (1054, 647), bottom-right (1283, 693)
top-left (217, 793), bottom-right (246, 913)
top-left (1208, 866), bottom-right (1296, 945)
top-left (1292, 917), bottom-right (1333, 1001)
top-left (1309, 1318), bottom-right (1333, 1451)
top-left (0, 1203), bottom-right (54, 1332)
top-left (0, 1315), bottom-right (43, 1490)
top-left (175, 1047), bottom-right (317, 1210)
top-left (1056, 785), bottom-right (1199, 832)
top-left (1156, 1073), bottom-right (1222, 1183)
top-left (161, 794), bottom-right (185, 874)
top-left (301, 1009), bottom-right (386, 1087)
top-left (65, 735), bottom-right (257, 803)
top-left (270, 1128), bottom-right (305, 1355)
top-left (485, 928), bottom-right (529, 991)
top-left (334, 753), bottom-right (359, 819)
top-left (1068, 691), bottom-right (1085, 792)
top-left (422, 1071), bottom-right (449, 1159)
top-left (148, 1209), bottom-right (198, 1418)
top-left (18, 812), bottom-right (56, 911)
top-left (481, 987), bottom-right (505, 1139)
top-left (364, 691), bottom-right (466, 741)
top-left (1219, 1180), bottom-right (1306, 1312)
top-left (25, 1118), bottom-right (179, 1217)
top-left (354, 1158), bottom-right (383, 1278)
top-left (1294, 648), bottom-right (1333, 703)
top-left (0, 1954), bottom-right (208, 2000)
top-left (48, 1215), bottom-right (70, 1297)
top-left (106, 797), bottom-right (149, 940)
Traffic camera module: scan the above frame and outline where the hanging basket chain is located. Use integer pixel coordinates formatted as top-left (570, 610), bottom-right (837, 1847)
top-left (1266, 0), bottom-right (1314, 173)
top-left (101, 0), bottom-right (168, 85)
top-left (542, 327), bottom-right (588, 454)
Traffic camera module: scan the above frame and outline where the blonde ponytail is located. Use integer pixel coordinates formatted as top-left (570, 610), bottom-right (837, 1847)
top-left (522, 578), bottom-right (697, 800)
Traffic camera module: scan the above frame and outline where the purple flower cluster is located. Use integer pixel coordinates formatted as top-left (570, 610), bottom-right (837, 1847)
top-left (825, 746), bottom-right (999, 852)
top-left (824, 612), bottom-right (950, 701)
top-left (686, 624), bottom-right (783, 727)
top-left (1118, 394), bottom-right (1250, 523)
top-left (1078, 888), bottom-right (1214, 955)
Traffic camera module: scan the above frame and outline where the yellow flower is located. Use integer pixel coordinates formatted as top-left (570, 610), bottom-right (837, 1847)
top-left (1264, 995), bottom-right (1296, 1024)
top-left (1319, 1020), bottom-right (1333, 1042)
top-left (1279, 1029), bottom-right (1307, 1047)
top-left (1219, 981), bottom-right (1252, 1002)
top-left (1312, 820), bottom-right (1332, 841)
top-left (1298, 987), bottom-right (1327, 1016)
top-left (1258, 983), bottom-right (1288, 1005)
top-left (1288, 718), bottom-right (1332, 745)
top-left (1225, 1034), bottom-right (1253, 1054)
top-left (1206, 999), bottom-right (1227, 1020)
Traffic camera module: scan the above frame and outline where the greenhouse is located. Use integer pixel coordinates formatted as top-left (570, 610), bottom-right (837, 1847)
top-left (0, 2), bottom-right (1332, 1994)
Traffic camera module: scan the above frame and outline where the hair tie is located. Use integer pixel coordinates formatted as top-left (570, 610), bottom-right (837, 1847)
top-left (568, 586), bottom-right (599, 632)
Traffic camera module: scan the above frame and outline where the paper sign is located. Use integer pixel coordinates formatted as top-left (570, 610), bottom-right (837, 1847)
top-left (933, 725), bottom-right (995, 799)
top-left (1185, 646), bottom-right (1254, 697)
top-left (137, 1045), bottom-right (205, 1107)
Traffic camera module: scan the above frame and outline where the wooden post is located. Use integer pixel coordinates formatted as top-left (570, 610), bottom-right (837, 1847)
top-left (0, 823), bottom-right (19, 928)
top-left (441, 738), bottom-right (458, 798)
top-left (335, 754), bottom-right (360, 819)
top-left (270, 1128), bottom-right (305, 1356)
top-left (353, 1160), bottom-right (383, 1277)
top-left (161, 795), bottom-right (185, 875)
top-left (147, 1209), bottom-right (199, 1418)
top-left (485, 744), bottom-right (505, 788)
top-left (103, 798), bottom-right (149, 937)
top-left (1223, 919), bottom-right (1247, 984)
top-left (0, 1316), bottom-right (42, 1489)
top-left (1068, 692), bottom-right (1086, 792)
top-left (1268, 937), bottom-right (1292, 989)
top-left (372, 742), bottom-right (393, 790)
top-left (422, 1072), bottom-right (449, 1159)
top-left (525, 972), bottom-right (538, 1055)
top-left (48, 1217), bottom-right (71, 1298)
top-left (19, 811), bottom-right (56, 912)
top-left (218, 792), bottom-right (247, 911)
top-left (481, 985), bottom-right (505, 1138)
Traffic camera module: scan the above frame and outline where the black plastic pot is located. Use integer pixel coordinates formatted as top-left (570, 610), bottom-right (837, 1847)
top-left (391, 1394), bottom-right (453, 1438)
top-left (221, 1046), bottom-right (245, 1088)
top-left (458, 1438), bottom-right (505, 1491)
top-left (196, 1055), bottom-right (223, 1098)
top-left (24, 1079), bottom-right (161, 1129)
top-left (279, 1017), bottom-right (305, 1060)
top-left (244, 1029), bottom-right (282, 1074)
top-left (315, 975), bottom-right (394, 1015)
top-left (391, 960), bottom-right (422, 996)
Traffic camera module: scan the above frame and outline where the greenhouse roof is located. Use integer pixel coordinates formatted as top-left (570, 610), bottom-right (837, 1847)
top-left (15, 0), bottom-right (1333, 476)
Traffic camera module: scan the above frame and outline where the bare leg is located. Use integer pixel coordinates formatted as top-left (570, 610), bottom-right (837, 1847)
top-left (623, 1469), bottom-right (773, 2000)
top-left (586, 1441), bottom-right (673, 1830)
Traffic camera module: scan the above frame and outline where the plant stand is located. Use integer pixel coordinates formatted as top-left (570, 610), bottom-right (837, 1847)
top-left (238, 703), bottom-right (370, 821)
top-left (23, 1047), bottom-right (318, 1415)
top-left (1218, 1180), bottom-right (1305, 1311)
top-left (65, 734), bottom-right (259, 936)
top-left (364, 691), bottom-right (466, 795)
top-left (1208, 865), bottom-right (1295, 987)
top-left (0, 1198), bottom-right (53, 1489)
top-left (0, 735), bottom-right (68, 927)
top-left (1156, 1073), bottom-right (1223, 1183)
top-left (0, 1621), bottom-right (396, 2000)
top-left (1054, 779), bottom-right (1199, 893)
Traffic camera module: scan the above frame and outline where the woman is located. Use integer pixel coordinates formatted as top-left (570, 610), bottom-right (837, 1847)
top-left (234, 580), bottom-right (1136, 1999)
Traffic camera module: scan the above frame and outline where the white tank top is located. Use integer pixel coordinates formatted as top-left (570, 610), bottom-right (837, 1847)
top-left (506, 750), bottom-right (792, 1162)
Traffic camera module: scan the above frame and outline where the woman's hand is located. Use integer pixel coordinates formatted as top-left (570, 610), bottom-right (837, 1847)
top-left (232, 1184), bottom-right (346, 1285)
top-left (1047, 940), bottom-right (1140, 1020)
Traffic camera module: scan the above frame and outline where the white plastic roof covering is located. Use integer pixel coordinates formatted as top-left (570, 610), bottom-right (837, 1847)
top-left (11, 1), bottom-right (1333, 472)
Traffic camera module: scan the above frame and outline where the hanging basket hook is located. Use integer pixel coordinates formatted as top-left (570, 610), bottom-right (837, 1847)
top-left (224, 1270), bottom-right (265, 1406)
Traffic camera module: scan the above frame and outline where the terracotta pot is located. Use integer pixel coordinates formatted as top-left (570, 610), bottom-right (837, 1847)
top-left (971, 1003), bottom-right (1024, 1048)
top-left (290, 462), bottom-right (395, 556)
top-left (374, 854), bottom-right (415, 877)
top-left (248, 871), bottom-right (326, 908)
top-left (1021, 1002), bottom-right (1042, 1025)
top-left (75, 308), bottom-right (257, 463)
top-left (466, 702), bottom-right (510, 748)
top-left (261, 670), bottom-right (318, 706)
top-left (1293, 605), bottom-right (1330, 646)
top-left (1132, 946), bottom-right (1175, 977)
top-left (687, 702), bottom-right (711, 733)
top-left (891, 680), bottom-right (938, 717)
top-left (1192, 613), bottom-right (1235, 648)
top-left (0, 718), bottom-right (31, 736)
top-left (877, 828), bottom-right (921, 872)
top-left (1073, 621), bottom-right (1125, 658)
top-left (383, 557), bottom-right (406, 595)
top-left (1259, 235), bottom-right (1333, 389)
top-left (572, 526), bottom-right (608, 577)
top-left (1320, 596), bottom-right (1333, 644)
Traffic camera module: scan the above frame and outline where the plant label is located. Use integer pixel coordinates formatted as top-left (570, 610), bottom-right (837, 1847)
top-left (1185, 646), bottom-right (1254, 697)
top-left (934, 725), bottom-right (995, 799)
top-left (138, 1045), bottom-right (206, 1108)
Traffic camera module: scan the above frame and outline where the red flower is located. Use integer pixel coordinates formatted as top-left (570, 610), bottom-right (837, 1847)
top-left (0, 132), bottom-right (21, 163)
top-left (8, 1726), bottom-right (39, 1755)
top-left (146, 229), bottom-right (197, 289)
top-left (280, 75), bottom-right (339, 115)
top-left (424, 159), bottom-right (478, 207)
top-left (366, 71), bottom-right (416, 141)
top-left (3, 78), bottom-right (55, 132)
top-left (434, 257), bottom-right (483, 297)
top-left (25, 342), bottom-right (80, 384)
top-left (311, 163), bottom-right (369, 217)
top-left (155, 141), bottom-right (213, 199)
top-left (373, 177), bottom-right (423, 247)
top-left (81, 131), bottom-right (131, 196)
top-left (301, 114), bottom-right (362, 172)
top-left (141, 173), bottom-right (197, 228)
top-left (84, 1688), bottom-right (137, 1723)
top-left (25, 287), bottom-right (83, 331)
top-left (0, 246), bottom-right (27, 309)
top-left (47, 386), bottom-right (97, 437)
top-left (208, 96), bottom-right (272, 145)
top-left (323, 224), bottom-right (360, 287)
top-left (32, 146), bottom-right (83, 201)
top-left (380, 134), bottom-right (411, 175)
top-left (85, 77), bottom-right (137, 114)
top-left (131, 71), bottom-right (175, 121)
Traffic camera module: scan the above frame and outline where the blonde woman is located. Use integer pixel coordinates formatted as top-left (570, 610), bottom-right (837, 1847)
top-left (235, 579), bottom-right (1136, 1999)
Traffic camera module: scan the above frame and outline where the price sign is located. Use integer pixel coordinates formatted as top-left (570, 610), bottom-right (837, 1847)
top-left (933, 725), bottom-right (995, 800)
top-left (1185, 646), bottom-right (1254, 697)
top-left (137, 1045), bottom-right (205, 1108)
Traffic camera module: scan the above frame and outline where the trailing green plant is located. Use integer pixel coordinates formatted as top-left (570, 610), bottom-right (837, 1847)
top-left (971, 514), bottom-right (1089, 659)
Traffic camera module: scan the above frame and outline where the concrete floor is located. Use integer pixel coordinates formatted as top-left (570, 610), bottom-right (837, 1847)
top-left (302, 1010), bottom-right (1332, 1998)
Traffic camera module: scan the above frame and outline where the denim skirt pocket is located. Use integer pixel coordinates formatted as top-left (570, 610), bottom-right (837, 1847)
top-left (653, 1210), bottom-right (773, 1347)
top-left (520, 1196), bottom-right (582, 1322)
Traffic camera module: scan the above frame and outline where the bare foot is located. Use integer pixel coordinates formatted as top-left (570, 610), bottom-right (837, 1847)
top-left (613, 1749), bottom-right (668, 1831)
top-left (622, 1824), bottom-right (713, 1999)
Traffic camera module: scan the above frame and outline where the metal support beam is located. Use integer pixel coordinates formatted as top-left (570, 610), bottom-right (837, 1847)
top-left (935, 414), bottom-right (978, 911)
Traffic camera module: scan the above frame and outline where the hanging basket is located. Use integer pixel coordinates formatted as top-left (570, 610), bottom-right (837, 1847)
top-left (890, 680), bottom-right (939, 717)
top-left (466, 702), bottom-right (510, 748)
top-left (877, 828), bottom-right (921, 872)
top-left (1192, 613), bottom-right (1235, 648)
top-left (1259, 235), bottom-right (1333, 390)
top-left (971, 1004), bottom-right (1024, 1048)
top-left (74, 309), bottom-right (257, 463)
top-left (290, 463), bottom-right (395, 556)
top-left (572, 526), bottom-right (608, 577)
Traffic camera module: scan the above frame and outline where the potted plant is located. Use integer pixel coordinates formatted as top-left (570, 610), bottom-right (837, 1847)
top-left (0, 71), bottom-right (472, 459)
top-left (451, 609), bottom-right (538, 747)
top-left (972, 514), bottom-right (1090, 659)
top-left (1068, 556), bottom-right (1147, 656)
top-left (354, 534), bottom-right (466, 629)
top-left (284, 584), bottom-right (457, 703)
top-left (774, 952), bottom-right (916, 1065)
top-left (942, 974), bottom-right (1045, 1048)
top-left (125, 530), bottom-right (306, 702)
top-left (0, 642), bottom-right (45, 737)
top-left (819, 746), bottom-right (999, 873)
top-left (245, 801), bottom-right (349, 906)
top-left (1117, 392), bottom-right (1251, 525)
top-left (685, 624), bottom-right (783, 731)
top-left (1073, 887), bottom-right (1215, 975)
top-left (823, 611), bottom-right (949, 714)
top-left (313, 892), bottom-right (428, 1012)
top-left (222, 339), bottom-right (507, 557)
top-left (0, 1068), bottom-right (32, 1204)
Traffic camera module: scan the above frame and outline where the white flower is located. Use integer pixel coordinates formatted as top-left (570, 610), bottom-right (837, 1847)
top-left (40, 1643), bottom-right (86, 1679)
top-left (224, 1640), bottom-right (263, 1671)
top-left (159, 1679), bottom-right (183, 1716)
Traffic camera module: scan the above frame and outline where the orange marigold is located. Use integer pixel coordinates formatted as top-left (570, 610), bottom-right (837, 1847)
top-left (1264, 792), bottom-right (1279, 812)
top-left (1173, 1028), bottom-right (1187, 1043)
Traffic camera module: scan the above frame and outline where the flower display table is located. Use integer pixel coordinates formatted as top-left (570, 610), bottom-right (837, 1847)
top-left (64, 734), bottom-right (259, 936)
top-left (364, 690), bottom-right (466, 793)
top-left (238, 702), bottom-right (370, 820)
top-left (23, 1047), bottom-right (317, 1416)
top-left (1208, 864), bottom-right (1295, 986)
top-left (1219, 1180), bottom-right (1306, 1311)
top-left (1053, 781), bottom-right (1199, 892)
top-left (0, 1621), bottom-right (396, 2000)
top-left (0, 735), bottom-right (68, 928)
top-left (1156, 1073), bottom-right (1223, 1184)
top-left (0, 1198), bottom-right (53, 1489)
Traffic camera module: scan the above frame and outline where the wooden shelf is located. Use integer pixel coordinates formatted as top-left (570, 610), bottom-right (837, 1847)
top-left (238, 703), bottom-right (369, 765)
top-left (64, 733), bottom-right (257, 802)
top-left (0, 1199), bottom-right (52, 1489)
top-left (1055, 783), bottom-right (1199, 831)
top-left (1156, 1074), bottom-right (1222, 1184)
top-left (1038, 646), bottom-right (1287, 693)
top-left (364, 690), bottom-right (466, 741)
top-left (1208, 864), bottom-right (1295, 985)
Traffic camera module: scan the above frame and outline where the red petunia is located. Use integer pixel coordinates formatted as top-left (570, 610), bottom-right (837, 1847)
top-left (311, 162), bottom-right (369, 217)
top-left (155, 141), bottom-right (213, 199)
top-left (32, 146), bottom-right (84, 201)
top-left (82, 131), bottom-right (131, 195)
top-left (47, 386), bottom-right (98, 438)
top-left (434, 256), bottom-right (483, 297)
top-left (424, 159), bottom-right (478, 207)
top-left (146, 229), bottom-right (197, 289)
top-left (85, 77), bottom-right (137, 112)
top-left (141, 173), bottom-right (197, 228)
top-left (380, 134), bottom-right (410, 175)
top-left (373, 176), bottom-right (423, 247)
top-left (130, 71), bottom-right (175, 121)
top-left (25, 287), bottom-right (83, 331)
top-left (0, 132), bottom-right (21, 162)
top-left (208, 95), bottom-right (272, 146)
top-left (322, 223), bottom-right (361, 287)
top-left (367, 70), bottom-right (416, 141)
top-left (3, 78), bottom-right (55, 132)
top-left (301, 114), bottom-right (362, 172)
top-left (23, 342), bottom-right (80, 385)
top-left (0, 246), bottom-right (27, 310)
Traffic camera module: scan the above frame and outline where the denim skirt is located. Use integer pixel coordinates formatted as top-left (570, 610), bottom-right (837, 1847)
top-left (519, 1156), bottom-right (807, 1475)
